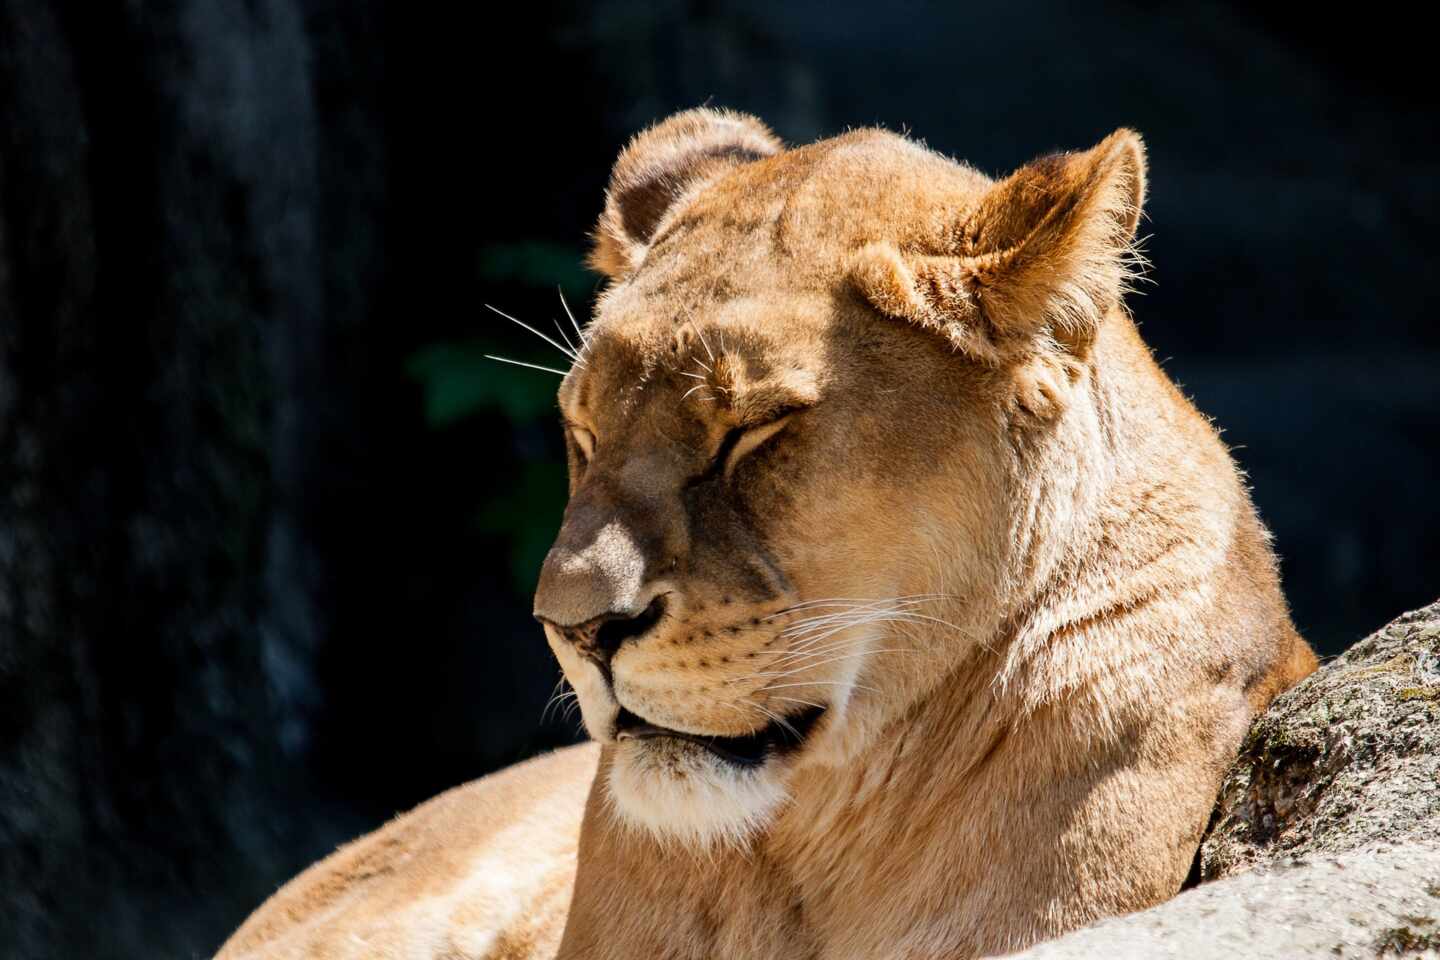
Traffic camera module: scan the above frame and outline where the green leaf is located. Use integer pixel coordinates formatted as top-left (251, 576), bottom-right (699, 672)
top-left (406, 341), bottom-right (559, 426)
top-left (475, 460), bottom-right (569, 592)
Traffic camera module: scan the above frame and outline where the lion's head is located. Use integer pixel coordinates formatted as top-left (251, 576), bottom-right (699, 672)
top-left (532, 109), bottom-right (1146, 847)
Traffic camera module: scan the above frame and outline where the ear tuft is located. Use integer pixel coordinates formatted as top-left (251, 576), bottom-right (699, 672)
top-left (1096, 128), bottom-right (1148, 237)
top-left (588, 109), bottom-right (783, 280)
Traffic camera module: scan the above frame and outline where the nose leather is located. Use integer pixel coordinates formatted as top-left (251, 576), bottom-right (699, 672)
top-left (533, 518), bottom-right (648, 628)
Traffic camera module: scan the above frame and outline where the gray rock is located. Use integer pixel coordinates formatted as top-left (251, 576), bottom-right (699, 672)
top-left (999, 599), bottom-right (1440, 958)
top-left (1001, 845), bottom-right (1440, 959)
top-left (1203, 599), bottom-right (1440, 877)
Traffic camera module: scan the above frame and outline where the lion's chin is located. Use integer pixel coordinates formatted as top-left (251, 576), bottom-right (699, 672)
top-left (604, 736), bottom-right (792, 850)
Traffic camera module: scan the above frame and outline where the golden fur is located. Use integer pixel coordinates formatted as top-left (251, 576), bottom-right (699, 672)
top-left (217, 109), bottom-right (1316, 960)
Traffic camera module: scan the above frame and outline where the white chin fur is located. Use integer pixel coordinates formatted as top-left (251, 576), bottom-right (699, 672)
top-left (605, 739), bottom-right (790, 849)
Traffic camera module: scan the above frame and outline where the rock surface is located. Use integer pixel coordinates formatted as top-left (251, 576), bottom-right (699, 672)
top-left (1000, 599), bottom-right (1440, 958)
top-left (1203, 599), bottom-right (1440, 877)
top-left (1004, 845), bottom-right (1440, 959)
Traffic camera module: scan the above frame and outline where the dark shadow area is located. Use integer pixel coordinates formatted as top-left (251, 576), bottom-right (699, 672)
top-left (0, 2), bottom-right (1434, 957)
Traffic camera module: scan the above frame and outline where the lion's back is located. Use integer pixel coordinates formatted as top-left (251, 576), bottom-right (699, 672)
top-left (216, 742), bottom-right (601, 960)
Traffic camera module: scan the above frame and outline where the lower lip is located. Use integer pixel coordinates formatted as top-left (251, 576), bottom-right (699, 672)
top-left (614, 705), bottom-right (827, 767)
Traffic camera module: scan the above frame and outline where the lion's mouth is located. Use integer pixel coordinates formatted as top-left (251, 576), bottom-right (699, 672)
top-left (613, 704), bottom-right (827, 767)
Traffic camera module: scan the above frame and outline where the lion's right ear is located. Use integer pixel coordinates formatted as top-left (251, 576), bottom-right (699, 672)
top-left (588, 109), bottom-right (783, 280)
top-left (851, 129), bottom-right (1147, 364)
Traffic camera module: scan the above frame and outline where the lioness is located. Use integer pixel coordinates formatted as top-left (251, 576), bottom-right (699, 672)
top-left (218, 110), bottom-right (1316, 959)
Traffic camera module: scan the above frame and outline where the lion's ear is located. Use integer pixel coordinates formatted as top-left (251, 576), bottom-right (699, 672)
top-left (588, 108), bottom-right (783, 280)
top-left (851, 129), bottom-right (1147, 362)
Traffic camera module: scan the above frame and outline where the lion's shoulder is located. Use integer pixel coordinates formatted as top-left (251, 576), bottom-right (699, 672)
top-left (216, 742), bottom-right (600, 960)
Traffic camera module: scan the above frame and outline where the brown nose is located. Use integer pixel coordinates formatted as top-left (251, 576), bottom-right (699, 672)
top-left (536, 595), bottom-right (668, 677)
top-left (533, 510), bottom-right (650, 623)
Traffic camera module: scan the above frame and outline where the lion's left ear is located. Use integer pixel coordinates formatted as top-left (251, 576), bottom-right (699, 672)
top-left (851, 129), bottom-right (1147, 363)
top-left (588, 109), bottom-right (784, 280)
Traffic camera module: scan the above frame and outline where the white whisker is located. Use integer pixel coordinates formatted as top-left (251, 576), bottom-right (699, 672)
top-left (557, 286), bottom-right (588, 346)
top-left (780, 603), bottom-right (935, 635)
top-left (766, 637), bottom-right (880, 666)
top-left (765, 695), bottom-right (827, 710)
top-left (764, 595), bottom-right (956, 621)
top-left (484, 354), bottom-right (569, 376)
top-left (552, 315), bottom-right (580, 356)
top-left (745, 650), bottom-right (912, 684)
top-left (692, 320), bottom-right (715, 362)
top-left (746, 700), bottom-right (799, 741)
top-left (541, 676), bottom-right (578, 724)
top-left (764, 680), bottom-right (877, 695)
top-left (485, 303), bottom-right (585, 366)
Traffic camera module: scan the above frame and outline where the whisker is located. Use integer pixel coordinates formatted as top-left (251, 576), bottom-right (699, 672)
top-left (691, 320), bottom-right (715, 362)
top-left (484, 303), bottom-right (585, 366)
top-left (779, 602), bottom-right (937, 634)
top-left (778, 619), bottom-right (888, 650)
top-left (728, 649), bottom-right (913, 686)
top-left (766, 637), bottom-right (882, 666)
top-left (772, 625), bottom-right (894, 653)
top-left (781, 606), bottom-right (975, 644)
top-left (557, 286), bottom-right (588, 346)
top-left (765, 695), bottom-right (827, 710)
top-left (787, 610), bottom-right (963, 635)
top-left (681, 383), bottom-right (710, 401)
top-left (785, 617), bottom-right (963, 654)
top-left (484, 354), bottom-right (569, 376)
top-left (764, 680), bottom-right (878, 695)
top-left (750, 649), bottom-right (914, 683)
top-left (783, 613), bottom-right (915, 641)
top-left (764, 595), bottom-right (957, 621)
top-left (540, 677), bottom-right (563, 723)
top-left (552, 315), bottom-right (580, 356)
top-left (746, 700), bottom-right (799, 740)
top-left (541, 676), bottom-right (577, 724)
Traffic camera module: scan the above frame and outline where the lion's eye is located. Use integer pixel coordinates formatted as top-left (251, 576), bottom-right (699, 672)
top-left (685, 410), bottom-right (802, 488)
top-left (722, 417), bottom-right (792, 477)
top-left (570, 426), bottom-right (596, 462)
top-left (696, 413), bottom-right (794, 484)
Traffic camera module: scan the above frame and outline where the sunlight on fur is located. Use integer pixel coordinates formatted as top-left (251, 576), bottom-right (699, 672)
top-left (605, 740), bottom-right (791, 850)
top-left (216, 108), bottom-right (1317, 960)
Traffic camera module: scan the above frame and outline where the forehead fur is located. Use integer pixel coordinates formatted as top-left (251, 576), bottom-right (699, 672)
top-left (574, 116), bottom-right (1144, 434)
top-left (567, 131), bottom-right (996, 415)
top-left (561, 295), bottom-right (825, 430)
top-left (605, 129), bottom-right (996, 302)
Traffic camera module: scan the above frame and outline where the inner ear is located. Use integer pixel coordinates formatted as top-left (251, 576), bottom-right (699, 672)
top-left (959, 128), bottom-right (1147, 348)
top-left (589, 109), bottom-right (783, 281)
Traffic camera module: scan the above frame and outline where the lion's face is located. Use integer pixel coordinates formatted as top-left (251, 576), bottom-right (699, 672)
top-left (533, 110), bottom-right (1145, 846)
top-left (537, 292), bottom-right (1002, 845)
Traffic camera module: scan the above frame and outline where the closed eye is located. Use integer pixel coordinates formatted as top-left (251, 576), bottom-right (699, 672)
top-left (569, 425), bottom-right (596, 462)
top-left (691, 414), bottom-right (795, 487)
top-left (722, 416), bottom-right (792, 477)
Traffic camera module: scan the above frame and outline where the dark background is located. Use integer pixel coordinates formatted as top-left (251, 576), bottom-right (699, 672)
top-left (0, 2), bottom-right (1435, 957)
